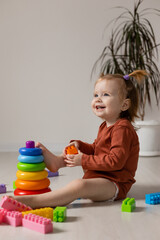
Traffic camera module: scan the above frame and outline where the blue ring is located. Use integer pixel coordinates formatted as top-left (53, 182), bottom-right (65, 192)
top-left (19, 147), bottom-right (42, 156)
top-left (18, 155), bottom-right (44, 163)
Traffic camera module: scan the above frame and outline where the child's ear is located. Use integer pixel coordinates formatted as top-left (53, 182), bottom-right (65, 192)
top-left (121, 98), bottom-right (131, 111)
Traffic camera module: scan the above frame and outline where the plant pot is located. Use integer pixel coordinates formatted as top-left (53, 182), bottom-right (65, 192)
top-left (135, 120), bottom-right (160, 157)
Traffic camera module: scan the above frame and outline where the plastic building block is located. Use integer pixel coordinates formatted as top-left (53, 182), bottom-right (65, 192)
top-left (0, 184), bottom-right (6, 194)
top-left (47, 170), bottom-right (59, 177)
top-left (13, 181), bottom-right (16, 190)
top-left (22, 207), bottom-right (53, 220)
top-left (0, 196), bottom-right (32, 212)
top-left (0, 209), bottom-right (5, 224)
top-left (0, 209), bottom-right (22, 226)
top-left (53, 207), bottom-right (67, 222)
top-left (3, 210), bottom-right (22, 227)
top-left (145, 192), bottom-right (160, 205)
top-left (121, 198), bottom-right (136, 212)
top-left (65, 145), bottom-right (78, 155)
top-left (22, 213), bottom-right (53, 234)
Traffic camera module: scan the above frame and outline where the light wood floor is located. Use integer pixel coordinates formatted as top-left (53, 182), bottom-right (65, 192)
top-left (0, 152), bottom-right (160, 240)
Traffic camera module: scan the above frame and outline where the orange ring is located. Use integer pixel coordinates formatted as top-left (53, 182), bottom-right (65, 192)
top-left (15, 178), bottom-right (50, 190)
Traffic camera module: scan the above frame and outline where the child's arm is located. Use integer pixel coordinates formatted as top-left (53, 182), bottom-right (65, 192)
top-left (81, 127), bottom-right (137, 172)
top-left (65, 126), bottom-right (138, 171)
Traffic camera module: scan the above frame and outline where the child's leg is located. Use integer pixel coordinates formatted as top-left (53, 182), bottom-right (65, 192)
top-left (36, 142), bottom-right (66, 172)
top-left (13, 178), bottom-right (116, 208)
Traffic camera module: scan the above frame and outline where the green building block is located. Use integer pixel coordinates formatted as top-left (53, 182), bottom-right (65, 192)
top-left (121, 197), bottom-right (136, 212)
top-left (13, 181), bottom-right (16, 190)
top-left (53, 207), bottom-right (67, 222)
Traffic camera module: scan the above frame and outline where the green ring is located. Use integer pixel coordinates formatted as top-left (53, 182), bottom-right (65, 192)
top-left (17, 162), bottom-right (46, 172)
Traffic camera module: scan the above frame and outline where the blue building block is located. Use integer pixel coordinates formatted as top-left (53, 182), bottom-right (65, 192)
top-left (0, 184), bottom-right (6, 194)
top-left (121, 198), bottom-right (136, 212)
top-left (145, 192), bottom-right (160, 205)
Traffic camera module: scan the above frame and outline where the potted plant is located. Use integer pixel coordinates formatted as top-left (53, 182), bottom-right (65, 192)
top-left (92, 0), bottom-right (160, 156)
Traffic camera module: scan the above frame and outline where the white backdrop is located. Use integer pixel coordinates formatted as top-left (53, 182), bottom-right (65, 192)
top-left (0, 0), bottom-right (160, 152)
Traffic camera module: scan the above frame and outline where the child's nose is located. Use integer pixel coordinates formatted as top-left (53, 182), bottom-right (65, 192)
top-left (96, 97), bottom-right (102, 102)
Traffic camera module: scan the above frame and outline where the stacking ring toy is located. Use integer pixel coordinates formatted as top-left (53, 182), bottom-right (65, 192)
top-left (15, 178), bottom-right (50, 190)
top-left (18, 155), bottom-right (44, 163)
top-left (17, 162), bottom-right (45, 172)
top-left (14, 187), bottom-right (51, 196)
top-left (16, 170), bottom-right (48, 181)
top-left (19, 147), bottom-right (42, 156)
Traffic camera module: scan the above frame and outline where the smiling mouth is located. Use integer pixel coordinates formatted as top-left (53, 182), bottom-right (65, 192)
top-left (96, 106), bottom-right (106, 110)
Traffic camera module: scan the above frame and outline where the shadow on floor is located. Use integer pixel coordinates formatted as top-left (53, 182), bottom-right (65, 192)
top-left (68, 199), bottom-right (121, 209)
top-left (128, 184), bottom-right (160, 200)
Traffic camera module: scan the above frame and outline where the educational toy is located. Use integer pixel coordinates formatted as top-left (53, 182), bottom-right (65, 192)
top-left (15, 141), bottom-right (51, 196)
top-left (121, 197), bottom-right (136, 212)
top-left (0, 196), bottom-right (32, 211)
top-left (22, 207), bottom-right (53, 220)
top-left (53, 206), bottom-right (67, 222)
top-left (22, 213), bottom-right (53, 234)
top-left (145, 192), bottom-right (160, 205)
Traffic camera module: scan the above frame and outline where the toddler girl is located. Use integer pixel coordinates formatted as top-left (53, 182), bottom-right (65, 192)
top-left (11, 70), bottom-right (147, 208)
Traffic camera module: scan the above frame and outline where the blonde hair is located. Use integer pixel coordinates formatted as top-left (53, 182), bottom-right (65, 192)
top-left (96, 70), bottom-right (148, 122)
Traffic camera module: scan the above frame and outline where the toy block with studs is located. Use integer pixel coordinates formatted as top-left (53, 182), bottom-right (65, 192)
top-left (3, 210), bottom-right (22, 227)
top-left (65, 145), bottom-right (78, 155)
top-left (0, 196), bottom-right (32, 212)
top-left (0, 209), bottom-right (5, 224)
top-left (13, 181), bottom-right (16, 190)
top-left (47, 170), bottom-right (59, 178)
top-left (22, 213), bottom-right (53, 234)
top-left (53, 206), bottom-right (67, 222)
top-left (145, 192), bottom-right (160, 205)
top-left (0, 184), bottom-right (6, 194)
top-left (22, 207), bottom-right (53, 220)
top-left (121, 198), bottom-right (136, 212)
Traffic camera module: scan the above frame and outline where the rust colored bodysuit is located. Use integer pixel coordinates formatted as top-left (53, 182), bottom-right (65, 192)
top-left (72, 118), bottom-right (139, 200)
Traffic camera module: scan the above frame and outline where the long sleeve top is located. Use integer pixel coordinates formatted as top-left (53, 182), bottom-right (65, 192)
top-left (73, 118), bottom-right (139, 188)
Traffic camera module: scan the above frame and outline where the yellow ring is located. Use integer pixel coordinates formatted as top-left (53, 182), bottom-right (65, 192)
top-left (16, 170), bottom-right (48, 181)
top-left (15, 178), bottom-right (50, 190)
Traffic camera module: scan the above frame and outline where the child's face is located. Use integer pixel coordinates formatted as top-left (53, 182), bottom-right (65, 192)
top-left (91, 79), bottom-right (129, 126)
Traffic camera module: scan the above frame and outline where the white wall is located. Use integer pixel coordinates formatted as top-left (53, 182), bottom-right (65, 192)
top-left (0, 0), bottom-right (160, 152)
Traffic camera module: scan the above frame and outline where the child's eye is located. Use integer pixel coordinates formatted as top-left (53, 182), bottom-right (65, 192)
top-left (104, 93), bottom-right (109, 96)
top-left (94, 94), bottom-right (98, 97)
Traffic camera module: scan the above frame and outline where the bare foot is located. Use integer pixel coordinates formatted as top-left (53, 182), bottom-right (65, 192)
top-left (36, 142), bottom-right (66, 172)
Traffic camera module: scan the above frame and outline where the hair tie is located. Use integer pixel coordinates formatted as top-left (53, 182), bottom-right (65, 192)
top-left (123, 75), bottom-right (130, 80)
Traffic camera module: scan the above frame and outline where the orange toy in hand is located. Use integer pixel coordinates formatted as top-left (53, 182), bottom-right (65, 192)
top-left (65, 145), bottom-right (78, 155)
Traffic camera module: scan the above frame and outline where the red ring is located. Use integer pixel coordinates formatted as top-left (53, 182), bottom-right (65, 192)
top-left (14, 187), bottom-right (51, 196)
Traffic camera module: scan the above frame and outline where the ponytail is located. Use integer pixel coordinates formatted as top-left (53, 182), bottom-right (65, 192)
top-left (128, 70), bottom-right (148, 85)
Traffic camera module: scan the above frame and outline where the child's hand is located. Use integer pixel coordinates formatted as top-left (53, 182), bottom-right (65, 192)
top-left (64, 151), bottom-right (83, 167)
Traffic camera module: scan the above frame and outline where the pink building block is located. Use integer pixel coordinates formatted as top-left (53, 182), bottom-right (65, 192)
top-left (0, 196), bottom-right (32, 212)
top-left (22, 213), bottom-right (53, 234)
top-left (3, 210), bottom-right (22, 227)
top-left (0, 209), bottom-right (5, 224)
